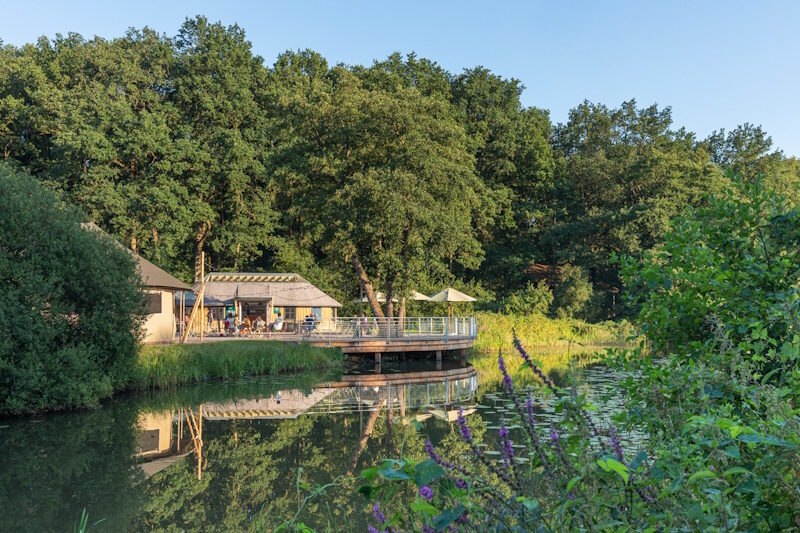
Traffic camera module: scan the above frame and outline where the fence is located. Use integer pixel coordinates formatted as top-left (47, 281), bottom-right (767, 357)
top-left (304, 316), bottom-right (477, 341)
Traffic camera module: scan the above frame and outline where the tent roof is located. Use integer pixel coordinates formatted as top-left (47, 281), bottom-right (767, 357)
top-left (82, 223), bottom-right (191, 291)
top-left (428, 287), bottom-right (477, 303)
top-left (354, 290), bottom-right (430, 303)
top-left (196, 272), bottom-right (342, 308)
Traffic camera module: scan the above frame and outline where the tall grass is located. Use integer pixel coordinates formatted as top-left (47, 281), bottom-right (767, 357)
top-left (132, 341), bottom-right (343, 390)
top-left (474, 311), bottom-right (633, 352)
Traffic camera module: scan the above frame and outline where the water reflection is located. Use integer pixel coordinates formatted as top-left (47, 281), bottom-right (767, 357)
top-left (0, 352), bottom-right (632, 532)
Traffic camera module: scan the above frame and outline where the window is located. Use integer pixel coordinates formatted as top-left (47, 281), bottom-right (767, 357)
top-left (284, 307), bottom-right (296, 321)
top-left (146, 293), bottom-right (162, 314)
top-left (312, 307), bottom-right (322, 319)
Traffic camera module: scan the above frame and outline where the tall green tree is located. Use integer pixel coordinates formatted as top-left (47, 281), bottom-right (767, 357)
top-left (271, 59), bottom-right (483, 317)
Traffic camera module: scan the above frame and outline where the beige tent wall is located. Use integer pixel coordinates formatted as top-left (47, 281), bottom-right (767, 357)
top-left (142, 289), bottom-right (177, 344)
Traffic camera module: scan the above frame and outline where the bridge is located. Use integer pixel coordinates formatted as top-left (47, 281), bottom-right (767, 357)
top-left (185, 316), bottom-right (478, 362)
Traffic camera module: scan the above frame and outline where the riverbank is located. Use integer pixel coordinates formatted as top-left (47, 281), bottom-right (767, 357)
top-left (474, 311), bottom-right (633, 352)
top-left (132, 341), bottom-right (344, 390)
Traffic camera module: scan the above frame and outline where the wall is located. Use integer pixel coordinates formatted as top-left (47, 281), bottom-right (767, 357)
top-left (142, 289), bottom-right (177, 344)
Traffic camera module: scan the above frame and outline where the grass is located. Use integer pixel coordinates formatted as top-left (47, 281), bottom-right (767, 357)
top-left (132, 340), bottom-right (344, 390)
top-left (474, 311), bottom-right (633, 353)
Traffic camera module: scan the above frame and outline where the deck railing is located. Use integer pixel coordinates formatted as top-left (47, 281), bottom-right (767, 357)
top-left (305, 316), bottom-right (478, 341)
top-left (183, 316), bottom-right (477, 341)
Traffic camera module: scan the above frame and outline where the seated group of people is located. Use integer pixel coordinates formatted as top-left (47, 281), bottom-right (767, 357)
top-left (221, 312), bottom-right (285, 336)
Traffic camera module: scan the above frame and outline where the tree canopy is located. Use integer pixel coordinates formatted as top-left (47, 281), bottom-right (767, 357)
top-left (2, 16), bottom-right (799, 318)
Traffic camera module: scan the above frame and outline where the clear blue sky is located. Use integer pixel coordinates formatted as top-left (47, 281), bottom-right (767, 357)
top-left (2, 0), bottom-right (798, 155)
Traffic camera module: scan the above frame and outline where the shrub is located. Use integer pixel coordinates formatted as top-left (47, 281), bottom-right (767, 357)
top-left (500, 281), bottom-right (553, 315)
top-left (0, 165), bottom-right (146, 414)
top-left (551, 264), bottom-right (593, 319)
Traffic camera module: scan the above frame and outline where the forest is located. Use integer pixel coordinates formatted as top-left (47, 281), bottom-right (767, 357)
top-left (2, 16), bottom-right (799, 320)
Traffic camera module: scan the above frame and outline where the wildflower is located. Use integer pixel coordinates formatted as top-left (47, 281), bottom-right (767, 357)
top-left (372, 502), bottom-right (385, 524)
top-left (499, 424), bottom-right (515, 467)
top-left (419, 485), bottom-right (433, 501)
top-left (513, 330), bottom-right (556, 391)
top-left (550, 426), bottom-right (568, 467)
top-left (456, 408), bottom-right (472, 442)
top-left (609, 424), bottom-right (625, 465)
top-left (455, 478), bottom-right (467, 489)
top-left (422, 526), bottom-right (435, 533)
top-left (425, 440), bottom-right (462, 472)
top-left (498, 350), bottom-right (513, 393)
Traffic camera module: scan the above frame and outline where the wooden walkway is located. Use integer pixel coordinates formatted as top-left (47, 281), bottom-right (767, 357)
top-left (184, 316), bottom-right (477, 358)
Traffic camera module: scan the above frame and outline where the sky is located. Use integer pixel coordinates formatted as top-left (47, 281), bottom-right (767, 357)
top-left (1, 0), bottom-right (798, 155)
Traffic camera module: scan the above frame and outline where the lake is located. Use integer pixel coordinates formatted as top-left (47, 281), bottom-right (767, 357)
top-left (0, 348), bottom-right (635, 531)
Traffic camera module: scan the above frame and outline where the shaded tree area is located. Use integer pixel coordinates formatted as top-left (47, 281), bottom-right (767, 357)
top-left (2, 16), bottom-right (799, 319)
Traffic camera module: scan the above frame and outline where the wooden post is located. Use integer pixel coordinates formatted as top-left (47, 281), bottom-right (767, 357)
top-left (181, 270), bottom-right (206, 344)
top-left (199, 252), bottom-right (204, 343)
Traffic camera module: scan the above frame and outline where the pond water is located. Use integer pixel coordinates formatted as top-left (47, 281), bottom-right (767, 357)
top-left (0, 349), bottom-right (636, 531)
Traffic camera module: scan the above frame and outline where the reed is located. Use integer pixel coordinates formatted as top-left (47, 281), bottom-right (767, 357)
top-left (473, 311), bottom-right (632, 352)
top-left (132, 341), bottom-right (343, 390)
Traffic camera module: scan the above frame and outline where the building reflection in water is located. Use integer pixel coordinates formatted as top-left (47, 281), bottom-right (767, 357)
top-left (135, 365), bottom-right (479, 480)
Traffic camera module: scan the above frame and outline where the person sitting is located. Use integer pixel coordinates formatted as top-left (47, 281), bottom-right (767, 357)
top-left (271, 312), bottom-right (284, 333)
top-left (254, 316), bottom-right (266, 334)
top-left (241, 316), bottom-right (251, 337)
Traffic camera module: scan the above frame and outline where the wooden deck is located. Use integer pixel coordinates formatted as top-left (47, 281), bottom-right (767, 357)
top-left (184, 316), bottom-right (477, 357)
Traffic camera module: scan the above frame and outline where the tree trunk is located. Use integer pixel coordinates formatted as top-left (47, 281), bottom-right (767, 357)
top-left (194, 222), bottom-right (210, 283)
top-left (351, 253), bottom-right (385, 318)
top-left (399, 297), bottom-right (406, 323)
top-left (385, 277), bottom-right (394, 319)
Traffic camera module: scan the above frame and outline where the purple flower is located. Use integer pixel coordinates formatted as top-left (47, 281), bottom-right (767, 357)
top-left (513, 330), bottom-right (555, 391)
top-left (550, 426), bottom-right (568, 466)
top-left (455, 478), bottom-right (467, 489)
top-left (372, 502), bottom-right (385, 525)
top-left (419, 485), bottom-right (433, 501)
top-left (422, 526), bottom-right (435, 533)
top-left (609, 424), bottom-right (625, 465)
top-left (499, 424), bottom-right (515, 467)
top-left (456, 408), bottom-right (472, 442)
top-left (498, 350), bottom-right (513, 393)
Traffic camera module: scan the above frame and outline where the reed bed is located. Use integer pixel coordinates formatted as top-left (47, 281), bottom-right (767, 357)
top-left (133, 341), bottom-right (343, 390)
top-left (473, 311), bottom-right (633, 353)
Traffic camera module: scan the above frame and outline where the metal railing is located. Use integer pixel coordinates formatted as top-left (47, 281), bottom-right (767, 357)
top-left (301, 316), bottom-right (477, 341)
top-left (182, 316), bottom-right (477, 341)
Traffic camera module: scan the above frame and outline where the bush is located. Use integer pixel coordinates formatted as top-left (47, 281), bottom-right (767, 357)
top-left (500, 281), bottom-right (553, 315)
top-left (0, 165), bottom-right (146, 414)
top-left (551, 264), bottom-right (593, 318)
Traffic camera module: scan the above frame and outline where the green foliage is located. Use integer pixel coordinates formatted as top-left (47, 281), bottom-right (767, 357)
top-left (363, 177), bottom-right (800, 531)
top-left (3, 18), bottom-right (800, 320)
top-left (620, 176), bottom-right (800, 365)
top-left (0, 165), bottom-right (145, 414)
top-left (612, 176), bottom-right (800, 530)
top-left (134, 341), bottom-right (343, 389)
top-left (500, 281), bottom-right (552, 315)
top-left (551, 264), bottom-right (593, 319)
top-left (473, 311), bottom-right (631, 352)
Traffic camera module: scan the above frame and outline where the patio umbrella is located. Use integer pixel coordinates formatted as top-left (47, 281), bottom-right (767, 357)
top-left (410, 290), bottom-right (430, 301)
top-left (428, 287), bottom-right (476, 318)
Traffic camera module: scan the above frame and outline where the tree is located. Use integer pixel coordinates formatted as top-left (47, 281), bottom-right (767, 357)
top-left (172, 17), bottom-right (277, 279)
top-left (0, 165), bottom-right (145, 414)
top-left (271, 60), bottom-right (484, 317)
top-left (544, 100), bottom-right (724, 313)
